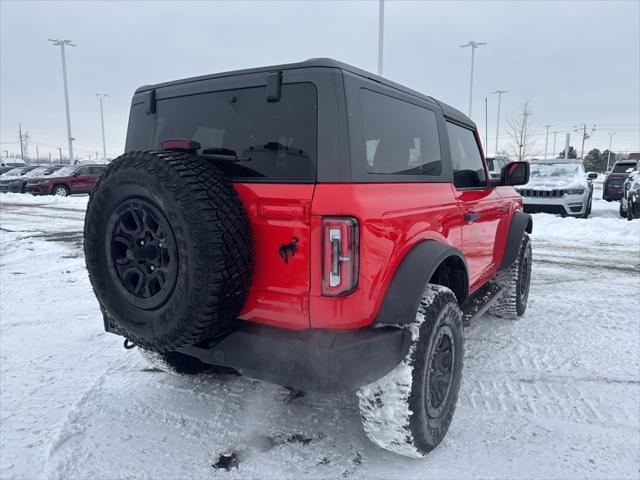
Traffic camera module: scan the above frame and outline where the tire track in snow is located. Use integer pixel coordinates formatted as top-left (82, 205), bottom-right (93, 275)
top-left (459, 372), bottom-right (638, 429)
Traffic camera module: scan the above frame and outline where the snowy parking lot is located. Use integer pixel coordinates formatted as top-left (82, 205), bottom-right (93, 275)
top-left (1, 188), bottom-right (638, 480)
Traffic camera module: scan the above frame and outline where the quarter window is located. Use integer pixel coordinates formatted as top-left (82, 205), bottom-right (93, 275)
top-left (447, 122), bottom-right (487, 188)
top-left (360, 89), bottom-right (442, 176)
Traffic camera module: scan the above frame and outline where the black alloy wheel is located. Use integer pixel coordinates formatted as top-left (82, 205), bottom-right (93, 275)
top-left (105, 199), bottom-right (178, 310)
top-left (425, 324), bottom-right (455, 419)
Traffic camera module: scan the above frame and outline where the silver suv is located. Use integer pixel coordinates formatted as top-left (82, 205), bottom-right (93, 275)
top-left (516, 160), bottom-right (596, 218)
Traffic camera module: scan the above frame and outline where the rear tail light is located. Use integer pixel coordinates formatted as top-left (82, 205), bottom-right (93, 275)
top-left (322, 217), bottom-right (359, 296)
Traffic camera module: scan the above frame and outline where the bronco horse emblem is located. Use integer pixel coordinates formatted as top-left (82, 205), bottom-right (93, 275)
top-left (279, 237), bottom-right (299, 264)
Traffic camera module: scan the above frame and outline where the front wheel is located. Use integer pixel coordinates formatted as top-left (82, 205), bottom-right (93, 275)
top-left (53, 184), bottom-right (69, 196)
top-left (489, 233), bottom-right (532, 319)
top-left (357, 284), bottom-right (464, 457)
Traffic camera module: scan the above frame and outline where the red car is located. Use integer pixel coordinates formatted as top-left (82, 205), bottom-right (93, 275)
top-left (84, 59), bottom-right (532, 457)
top-left (25, 164), bottom-right (107, 196)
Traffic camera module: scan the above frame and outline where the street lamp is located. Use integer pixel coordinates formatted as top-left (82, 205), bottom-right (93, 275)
top-left (377, 0), bottom-right (384, 76)
top-left (607, 132), bottom-right (615, 171)
top-left (48, 38), bottom-right (75, 163)
top-left (491, 89), bottom-right (508, 156)
top-left (460, 41), bottom-right (486, 117)
top-left (96, 93), bottom-right (108, 161)
top-left (543, 125), bottom-right (553, 160)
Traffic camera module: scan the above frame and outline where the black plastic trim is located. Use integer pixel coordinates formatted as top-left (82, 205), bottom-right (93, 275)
top-left (177, 323), bottom-right (411, 393)
top-left (375, 241), bottom-right (468, 327)
top-left (500, 211), bottom-right (533, 270)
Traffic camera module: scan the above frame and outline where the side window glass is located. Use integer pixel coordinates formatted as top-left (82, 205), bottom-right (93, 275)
top-left (447, 122), bottom-right (487, 188)
top-left (360, 89), bottom-right (442, 176)
top-left (76, 167), bottom-right (89, 176)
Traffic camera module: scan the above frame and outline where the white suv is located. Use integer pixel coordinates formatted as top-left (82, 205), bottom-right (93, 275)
top-left (516, 160), bottom-right (596, 218)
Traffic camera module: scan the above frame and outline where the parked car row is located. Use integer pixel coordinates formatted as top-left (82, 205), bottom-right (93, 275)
top-left (0, 164), bottom-right (107, 196)
top-left (618, 161), bottom-right (640, 220)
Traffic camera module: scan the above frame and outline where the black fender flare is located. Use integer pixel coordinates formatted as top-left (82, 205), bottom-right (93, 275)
top-left (499, 211), bottom-right (533, 270)
top-left (374, 241), bottom-right (468, 327)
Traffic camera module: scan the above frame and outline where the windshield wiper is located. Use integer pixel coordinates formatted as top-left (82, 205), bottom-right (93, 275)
top-left (201, 148), bottom-right (251, 163)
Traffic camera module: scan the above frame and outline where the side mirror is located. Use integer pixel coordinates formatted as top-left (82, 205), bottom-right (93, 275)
top-left (587, 172), bottom-right (598, 180)
top-left (625, 167), bottom-right (634, 173)
top-left (501, 161), bottom-right (529, 186)
top-left (72, 172), bottom-right (79, 177)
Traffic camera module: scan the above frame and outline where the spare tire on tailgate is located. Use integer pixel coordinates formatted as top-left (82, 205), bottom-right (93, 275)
top-left (84, 150), bottom-right (254, 353)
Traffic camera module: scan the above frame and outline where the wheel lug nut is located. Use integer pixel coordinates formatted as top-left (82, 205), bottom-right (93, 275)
top-left (150, 265), bottom-right (155, 271)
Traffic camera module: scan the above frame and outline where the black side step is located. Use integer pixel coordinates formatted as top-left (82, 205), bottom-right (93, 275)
top-left (460, 282), bottom-right (503, 328)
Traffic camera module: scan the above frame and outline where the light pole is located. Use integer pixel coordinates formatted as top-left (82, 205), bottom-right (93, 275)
top-left (3, 150), bottom-right (8, 158)
top-left (377, 0), bottom-right (384, 76)
top-left (607, 132), bottom-right (615, 171)
top-left (49, 39), bottom-right (75, 164)
top-left (543, 125), bottom-right (552, 159)
top-left (460, 41), bottom-right (486, 117)
top-left (58, 147), bottom-right (63, 163)
top-left (552, 131), bottom-right (558, 160)
top-left (491, 89), bottom-right (508, 156)
top-left (96, 93), bottom-right (108, 161)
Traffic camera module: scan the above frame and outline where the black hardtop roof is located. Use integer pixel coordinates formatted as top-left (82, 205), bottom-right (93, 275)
top-left (135, 58), bottom-right (473, 127)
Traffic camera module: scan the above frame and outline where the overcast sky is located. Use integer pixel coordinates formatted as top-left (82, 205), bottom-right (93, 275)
top-left (1, 0), bottom-right (639, 161)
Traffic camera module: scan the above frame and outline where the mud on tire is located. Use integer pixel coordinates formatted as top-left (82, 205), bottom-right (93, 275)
top-left (84, 150), bottom-right (254, 353)
top-left (489, 233), bottom-right (532, 319)
top-left (357, 284), bottom-right (464, 458)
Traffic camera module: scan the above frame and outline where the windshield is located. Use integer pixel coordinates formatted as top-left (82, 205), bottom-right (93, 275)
top-left (49, 166), bottom-right (77, 177)
top-left (25, 167), bottom-right (48, 178)
top-left (2, 168), bottom-right (24, 177)
top-left (612, 163), bottom-right (637, 173)
top-left (530, 162), bottom-right (584, 179)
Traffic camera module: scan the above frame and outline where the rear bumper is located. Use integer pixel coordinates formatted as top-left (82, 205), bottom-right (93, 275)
top-left (177, 323), bottom-right (411, 393)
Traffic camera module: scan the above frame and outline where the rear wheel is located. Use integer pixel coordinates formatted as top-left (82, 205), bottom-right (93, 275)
top-left (357, 284), bottom-right (464, 458)
top-left (489, 233), bottom-right (532, 319)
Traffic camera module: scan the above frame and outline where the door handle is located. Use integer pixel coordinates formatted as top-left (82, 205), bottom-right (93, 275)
top-left (464, 212), bottom-right (481, 223)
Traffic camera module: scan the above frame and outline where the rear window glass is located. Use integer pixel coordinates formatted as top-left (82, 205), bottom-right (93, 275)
top-left (126, 83), bottom-right (317, 181)
top-left (612, 162), bottom-right (636, 173)
top-left (359, 89), bottom-right (442, 176)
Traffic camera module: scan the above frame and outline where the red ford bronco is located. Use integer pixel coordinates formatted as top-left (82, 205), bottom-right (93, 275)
top-left (84, 59), bottom-right (532, 458)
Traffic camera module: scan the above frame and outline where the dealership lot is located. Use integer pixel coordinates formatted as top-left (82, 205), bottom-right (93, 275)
top-left (0, 189), bottom-right (638, 480)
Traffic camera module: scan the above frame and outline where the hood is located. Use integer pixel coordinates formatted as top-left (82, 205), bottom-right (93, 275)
top-left (524, 163), bottom-right (588, 190)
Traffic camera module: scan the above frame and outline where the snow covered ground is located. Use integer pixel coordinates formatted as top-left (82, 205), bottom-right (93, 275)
top-left (1, 188), bottom-right (639, 480)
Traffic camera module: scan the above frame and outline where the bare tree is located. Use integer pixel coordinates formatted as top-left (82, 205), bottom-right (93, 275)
top-left (506, 101), bottom-right (538, 161)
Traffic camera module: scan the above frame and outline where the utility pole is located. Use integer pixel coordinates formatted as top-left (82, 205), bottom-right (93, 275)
top-left (564, 133), bottom-right (570, 159)
top-left (552, 131), bottom-right (558, 160)
top-left (3, 150), bottom-right (8, 158)
top-left (96, 93), bottom-right (108, 160)
top-left (18, 124), bottom-right (24, 160)
top-left (35, 145), bottom-right (40, 162)
top-left (58, 147), bottom-right (63, 163)
top-left (377, 0), bottom-right (384, 76)
top-left (607, 132), bottom-right (615, 171)
top-left (543, 125), bottom-right (552, 160)
top-left (49, 39), bottom-right (76, 163)
top-left (48, 152), bottom-right (52, 163)
top-left (484, 97), bottom-right (488, 154)
top-left (574, 124), bottom-right (596, 160)
top-left (491, 89), bottom-right (508, 156)
top-left (460, 40), bottom-right (486, 117)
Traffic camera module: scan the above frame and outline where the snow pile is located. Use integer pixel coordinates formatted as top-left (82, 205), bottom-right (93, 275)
top-left (0, 192), bottom-right (89, 209)
top-left (530, 200), bottom-right (640, 248)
